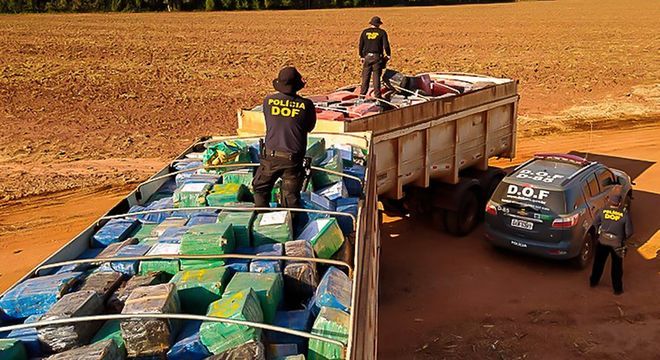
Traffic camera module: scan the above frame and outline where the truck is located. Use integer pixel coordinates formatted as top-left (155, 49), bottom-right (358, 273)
top-left (0, 71), bottom-right (518, 359)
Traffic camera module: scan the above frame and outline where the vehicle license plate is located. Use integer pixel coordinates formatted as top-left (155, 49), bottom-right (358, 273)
top-left (511, 218), bottom-right (534, 230)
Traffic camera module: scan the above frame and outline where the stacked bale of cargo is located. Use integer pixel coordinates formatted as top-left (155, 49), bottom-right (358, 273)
top-left (5, 315), bottom-right (42, 358)
top-left (169, 267), bottom-right (231, 315)
top-left (313, 267), bottom-right (352, 314)
top-left (44, 339), bottom-right (123, 360)
top-left (98, 243), bottom-right (151, 276)
top-left (206, 340), bottom-right (266, 359)
top-left (250, 243), bottom-right (283, 273)
top-left (180, 222), bottom-right (236, 270)
top-left (139, 242), bottom-right (181, 276)
top-left (0, 339), bottom-right (28, 360)
top-left (92, 218), bottom-right (139, 248)
top-left (217, 210), bottom-right (255, 248)
top-left (173, 181), bottom-right (213, 208)
top-left (167, 321), bottom-right (212, 360)
top-left (76, 271), bottom-right (125, 302)
top-left (151, 217), bottom-right (188, 237)
top-left (308, 307), bottom-right (350, 360)
top-left (311, 149), bottom-right (343, 190)
top-left (91, 320), bottom-right (125, 354)
top-left (283, 240), bottom-right (318, 306)
top-left (252, 211), bottom-right (293, 247)
top-left (107, 272), bottom-right (167, 313)
top-left (298, 218), bottom-right (345, 260)
top-left (207, 183), bottom-right (251, 206)
top-left (187, 212), bottom-right (220, 225)
top-left (267, 309), bottom-right (314, 355)
top-left (221, 169), bottom-right (255, 189)
top-left (223, 272), bottom-right (284, 324)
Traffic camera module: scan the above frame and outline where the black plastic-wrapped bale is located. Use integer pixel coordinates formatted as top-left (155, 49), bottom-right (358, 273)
top-left (44, 339), bottom-right (124, 360)
top-left (284, 240), bottom-right (318, 305)
top-left (205, 340), bottom-right (266, 360)
top-left (37, 290), bottom-right (105, 353)
top-left (77, 271), bottom-right (124, 302)
top-left (120, 283), bottom-right (181, 357)
top-left (107, 272), bottom-right (167, 313)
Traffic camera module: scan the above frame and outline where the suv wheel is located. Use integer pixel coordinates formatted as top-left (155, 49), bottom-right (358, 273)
top-left (571, 231), bottom-right (595, 269)
top-left (444, 190), bottom-right (479, 237)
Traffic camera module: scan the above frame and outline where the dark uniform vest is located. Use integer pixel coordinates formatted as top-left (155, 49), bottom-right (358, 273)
top-left (597, 205), bottom-right (632, 247)
top-left (263, 92), bottom-right (317, 156)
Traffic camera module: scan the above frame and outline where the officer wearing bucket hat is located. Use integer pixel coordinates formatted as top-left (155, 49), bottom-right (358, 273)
top-left (252, 66), bottom-right (317, 209)
top-left (359, 16), bottom-right (391, 98)
top-left (590, 186), bottom-right (633, 295)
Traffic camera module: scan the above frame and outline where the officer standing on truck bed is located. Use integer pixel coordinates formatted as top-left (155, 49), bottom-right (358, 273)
top-left (359, 16), bottom-right (391, 99)
top-left (252, 66), bottom-right (317, 209)
top-left (590, 186), bottom-right (633, 295)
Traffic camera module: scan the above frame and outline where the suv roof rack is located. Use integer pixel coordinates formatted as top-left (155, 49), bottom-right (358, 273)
top-left (533, 153), bottom-right (590, 166)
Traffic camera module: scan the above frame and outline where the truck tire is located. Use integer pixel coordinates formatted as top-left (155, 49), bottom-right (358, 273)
top-left (571, 231), bottom-right (595, 269)
top-left (444, 190), bottom-right (479, 237)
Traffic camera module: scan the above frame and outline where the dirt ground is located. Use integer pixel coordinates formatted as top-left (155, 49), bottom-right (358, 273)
top-left (0, 0), bottom-right (659, 358)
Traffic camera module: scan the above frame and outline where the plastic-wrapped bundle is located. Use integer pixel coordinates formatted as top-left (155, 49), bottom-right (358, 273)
top-left (284, 240), bottom-right (318, 304)
top-left (306, 137), bottom-right (326, 165)
top-left (199, 289), bottom-right (263, 355)
top-left (252, 211), bottom-right (293, 247)
top-left (207, 183), bottom-right (251, 206)
top-left (222, 169), bottom-right (254, 189)
top-left (173, 182), bottom-right (212, 208)
top-left (205, 340), bottom-right (266, 360)
top-left (107, 272), bottom-right (167, 313)
top-left (223, 272), bottom-right (283, 324)
top-left (308, 307), bottom-right (349, 360)
top-left (128, 223), bottom-right (158, 242)
top-left (55, 248), bottom-right (102, 274)
top-left (38, 290), bottom-right (104, 352)
top-left (250, 243), bottom-right (283, 273)
top-left (120, 283), bottom-right (181, 357)
top-left (174, 162), bottom-right (205, 187)
top-left (313, 267), bottom-right (351, 313)
top-left (6, 315), bottom-right (42, 358)
top-left (217, 211), bottom-right (255, 248)
top-left (151, 217), bottom-right (189, 237)
top-left (77, 271), bottom-right (125, 301)
top-left (225, 247), bottom-right (254, 274)
top-left (180, 222), bottom-right (235, 270)
top-left (0, 271), bottom-right (82, 320)
top-left (334, 198), bottom-right (358, 235)
top-left (202, 140), bottom-right (249, 166)
top-left (129, 197), bottom-right (175, 224)
top-left (169, 267), bottom-right (231, 315)
top-left (298, 219), bottom-right (345, 260)
top-left (99, 244), bottom-right (151, 276)
top-left (96, 238), bottom-right (138, 259)
top-left (311, 150), bottom-right (343, 190)
top-left (92, 218), bottom-right (140, 248)
top-left (267, 344), bottom-right (300, 359)
top-left (45, 339), bottom-right (124, 360)
top-left (274, 355), bottom-right (306, 360)
top-left (91, 320), bottom-right (125, 354)
top-left (343, 164), bottom-right (365, 197)
top-left (296, 193), bottom-right (330, 237)
top-left (174, 160), bottom-right (202, 171)
top-left (166, 321), bottom-right (211, 360)
top-left (316, 181), bottom-right (348, 202)
top-left (139, 242), bottom-right (181, 276)
top-left (0, 339), bottom-right (27, 360)
top-left (267, 309), bottom-right (313, 351)
top-left (187, 212), bottom-right (220, 226)
top-left (332, 144), bottom-right (353, 167)
top-left (157, 226), bottom-right (190, 244)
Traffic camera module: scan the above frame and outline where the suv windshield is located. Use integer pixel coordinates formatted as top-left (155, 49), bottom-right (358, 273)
top-left (492, 180), bottom-right (567, 214)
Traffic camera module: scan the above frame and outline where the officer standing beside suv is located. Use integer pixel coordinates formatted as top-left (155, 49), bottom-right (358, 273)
top-left (252, 66), bottom-right (317, 209)
top-left (359, 16), bottom-right (391, 99)
top-left (590, 187), bottom-right (633, 295)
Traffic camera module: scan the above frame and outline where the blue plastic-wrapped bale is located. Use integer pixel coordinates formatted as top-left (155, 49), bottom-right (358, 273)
top-left (174, 162), bottom-right (204, 187)
top-left (129, 197), bottom-right (175, 223)
top-left (37, 290), bottom-right (105, 353)
top-left (296, 193), bottom-right (330, 237)
top-left (332, 144), bottom-right (353, 167)
top-left (334, 197), bottom-right (359, 235)
top-left (55, 248), bottom-right (103, 274)
top-left (250, 243), bottom-right (283, 274)
top-left (0, 339), bottom-right (27, 360)
top-left (225, 247), bottom-right (254, 274)
top-left (308, 307), bottom-right (349, 360)
top-left (316, 181), bottom-right (348, 202)
top-left (44, 338), bottom-right (124, 360)
top-left (0, 271), bottom-right (82, 320)
top-left (99, 244), bottom-right (151, 276)
top-left (267, 309), bottom-right (313, 351)
top-left (343, 164), bottom-right (365, 197)
top-left (120, 283), bottom-right (181, 357)
top-left (151, 217), bottom-right (189, 237)
top-left (174, 160), bottom-right (202, 171)
top-left (157, 226), bottom-right (189, 244)
top-left (313, 267), bottom-right (351, 313)
top-left (283, 240), bottom-right (318, 305)
top-left (77, 271), bottom-right (125, 302)
top-left (187, 212), bottom-right (219, 226)
top-left (6, 315), bottom-right (41, 358)
top-left (92, 218), bottom-right (140, 248)
top-left (167, 321), bottom-right (211, 360)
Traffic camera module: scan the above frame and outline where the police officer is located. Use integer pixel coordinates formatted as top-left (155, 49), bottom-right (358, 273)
top-left (590, 187), bottom-right (633, 295)
top-left (359, 16), bottom-right (391, 99)
top-left (252, 66), bottom-right (317, 209)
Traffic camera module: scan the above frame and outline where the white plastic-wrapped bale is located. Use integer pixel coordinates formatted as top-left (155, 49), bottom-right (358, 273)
top-left (37, 290), bottom-right (105, 352)
top-left (204, 340), bottom-right (266, 360)
top-left (77, 271), bottom-right (124, 302)
top-left (283, 240), bottom-right (318, 306)
top-left (44, 339), bottom-right (124, 360)
top-left (120, 283), bottom-right (181, 357)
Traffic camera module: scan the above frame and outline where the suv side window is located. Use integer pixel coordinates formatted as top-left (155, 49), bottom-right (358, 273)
top-left (573, 188), bottom-right (586, 210)
top-left (596, 169), bottom-right (616, 192)
top-left (587, 174), bottom-right (600, 197)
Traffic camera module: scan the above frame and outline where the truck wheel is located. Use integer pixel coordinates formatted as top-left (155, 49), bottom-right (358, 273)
top-left (571, 232), bottom-right (595, 269)
top-left (444, 190), bottom-right (479, 237)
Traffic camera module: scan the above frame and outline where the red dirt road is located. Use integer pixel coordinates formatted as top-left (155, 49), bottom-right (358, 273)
top-left (378, 125), bottom-right (660, 359)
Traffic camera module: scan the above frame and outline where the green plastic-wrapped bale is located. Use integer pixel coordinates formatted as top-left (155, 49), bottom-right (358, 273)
top-left (203, 140), bottom-right (249, 167)
top-left (91, 320), bottom-right (125, 354)
top-left (298, 218), bottom-right (345, 259)
top-left (308, 307), bottom-right (349, 360)
top-left (200, 289), bottom-right (263, 355)
top-left (223, 272), bottom-right (283, 324)
top-left (173, 182), bottom-right (212, 208)
top-left (139, 243), bottom-right (181, 276)
top-left (0, 339), bottom-right (27, 360)
top-left (180, 223), bottom-right (236, 270)
top-left (311, 151), bottom-right (343, 190)
top-left (306, 137), bottom-right (326, 165)
top-left (207, 184), bottom-right (251, 206)
top-left (222, 169), bottom-right (255, 189)
top-left (129, 223), bottom-right (158, 242)
top-left (169, 267), bottom-right (231, 315)
top-left (217, 211), bottom-right (255, 248)
top-left (252, 211), bottom-right (292, 247)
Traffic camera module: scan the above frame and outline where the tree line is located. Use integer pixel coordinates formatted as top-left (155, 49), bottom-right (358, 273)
top-left (0, 0), bottom-right (513, 13)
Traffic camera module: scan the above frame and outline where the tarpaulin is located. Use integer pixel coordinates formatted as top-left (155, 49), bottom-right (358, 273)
top-left (313, 267), bottom-right (352, 314)
top-left (298, 219), bottom-right (345, 259)
top-left (169, 267), bottom-right (231, 315)
top-left (167, 320), bottom-right (211, 360)
top-left (223, 272), bottom-right (283, 324)
top-left (199, 289), bottom-right (263, 355)
top-left (202, 140), bottom-right (249, 167)
top-left (307, 307), bottom-right (349, 360)
top-left (252, 211), bottom-right (293, 247)
top-left (120, 283), bottom-right (181, 357)
top-left (0, 272), bottom-right (82, 320)
top-left (92, 218), bottom-right (140, 248)
top-left (45, 339), bottom-right (124, 360)
top-left (38, 290), bottom-right (104, 352)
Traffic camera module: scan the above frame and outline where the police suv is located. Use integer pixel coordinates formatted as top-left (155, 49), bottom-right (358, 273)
top-left (484, 153), bottom-right (633, 268)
